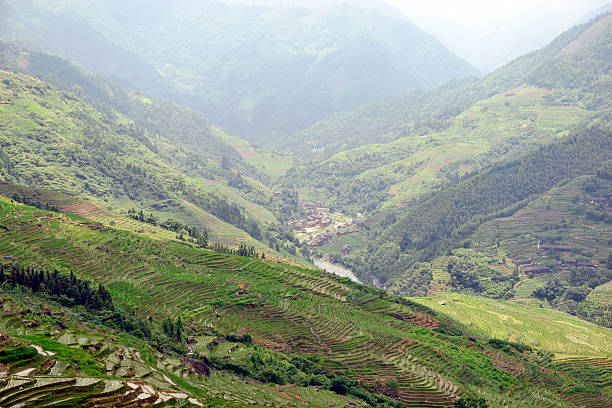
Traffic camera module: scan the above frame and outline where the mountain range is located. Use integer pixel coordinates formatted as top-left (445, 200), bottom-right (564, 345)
top-left (0, 0), bottom-right (478, 144)
top-left (0, 2), bottom-right (610, 407)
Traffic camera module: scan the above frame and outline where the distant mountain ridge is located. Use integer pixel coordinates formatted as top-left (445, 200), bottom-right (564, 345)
top-left (0, 0), bottom-right (478, 144)
top-left (284, 13), bottom-right (612, 289)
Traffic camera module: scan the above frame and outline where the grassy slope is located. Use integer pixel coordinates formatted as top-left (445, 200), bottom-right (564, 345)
top-left (0, 69), bottom-right (280, 251)
top-left (411, 293), bottom-right (612, 358)
top-left (216, 128), bottom-right (293, 181)
top-left (0, 198), bottom-right (610, 406)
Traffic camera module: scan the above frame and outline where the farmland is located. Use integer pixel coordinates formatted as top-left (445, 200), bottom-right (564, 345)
top-left (217, 128), bottom-right (294, 181)
top-left (0, 197), bottom-right (610, 406)
top-left (0, 291), bottom-right (365, 407)
top-left (411, 293), bottom-right (612, 358)
top-left (473, 176), bottom-right (611, 262)
top-left (282, 85), bottom-right (587, 213)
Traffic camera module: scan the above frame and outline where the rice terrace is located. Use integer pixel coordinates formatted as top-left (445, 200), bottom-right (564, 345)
top-left (0, 1), bottom-right (611, 407)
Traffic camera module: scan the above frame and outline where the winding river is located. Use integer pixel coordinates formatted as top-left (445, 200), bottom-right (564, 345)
top-left (313, 258), bottom-right (362, 283)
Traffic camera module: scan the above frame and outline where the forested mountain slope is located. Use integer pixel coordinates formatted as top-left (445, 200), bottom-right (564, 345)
top-left (0, 42), bottom-right (239, 164)
top-left (0, 196), bottom-right (610, 407)
top-left (0, 67), bottom-right (306, 258)
top-left (281, 13), bottom-right (611, 215)
top-left (298, 14), bottom-right (612, 331)
top-left (290, 12), bottom-right (611, 161)
top-left (0, 0), bottom-right (478, 143)
top-left (340, 126), bottom-right (612, 329)
top-left (381, 126), bottom-right (611, 273)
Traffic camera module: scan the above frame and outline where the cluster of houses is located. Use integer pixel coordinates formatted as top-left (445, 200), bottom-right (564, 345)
top-left (514, 251), bottom-right (598, 277)
top-left (306, 226), bottom-right (361, 249)
top-left (307, 229), bottom-right (336, 248)
top-left (589, 196), bottom-right (612, 214)
top-left (289, 202), bottom-right (364, 250)
top-left (538, 243), bottom-right (572, 252)
top-left (289, 209), bottom-right (333, 232)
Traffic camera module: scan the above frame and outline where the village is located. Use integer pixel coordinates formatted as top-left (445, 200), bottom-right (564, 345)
top-left (512, 241), bottom-right (600, 278)
top-left (588, 195), bottom-right (612, 215)
top-left (288, 202), bottom-right (363, 252)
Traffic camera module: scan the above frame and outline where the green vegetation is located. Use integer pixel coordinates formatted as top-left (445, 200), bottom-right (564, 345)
top-left (342, 126), bottom-right (611, 286)
top-left (0, 198), bottom-right (609, 406)
top-left (281, 16), bottom-right (612, 314)
top-left (0, 0), bottom-right (478, 143)
top-left (24, 335), bottom-right (104, 377)
top-left (0, 346), bottom-right (37, 364)
top-left (0, 59), bottom-right (312, 259)
top-left (411, 293), bottom-right (612, 358)
top-left (0, 5), bottom-right (611, 407)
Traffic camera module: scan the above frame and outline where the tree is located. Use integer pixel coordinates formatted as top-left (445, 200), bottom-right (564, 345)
top-left (454, 397), bottom-right (488, 408)
top-left (175, 316), bottom-right (184, 342)
top-left (330, 376), bottom-right (348, 395)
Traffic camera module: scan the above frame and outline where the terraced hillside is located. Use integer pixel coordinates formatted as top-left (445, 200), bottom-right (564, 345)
top-left (0, 180), bottom-right (276, 257)
top-left (0, 67), bottom-right (309, 258)
top-left (282, 84), bottom-right (588, 213)
top-left (280, 13), bottom-right (611, 217)
top-left (0, 197), bottom-right (611, 406)
top-left (0, 292), bottom-right (365, 407)
top-left (473, 173), bottom-right (611, 269)
top-left (411, 294), bottom-right (612, 358)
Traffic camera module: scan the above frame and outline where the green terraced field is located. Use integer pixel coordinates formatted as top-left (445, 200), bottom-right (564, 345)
top-left (472, 176), bottom-right (611, 263)
top-left (588, 281), bottom-right (612, 306)
top-left (216, 128), bottom-right (294, 180)
top-left (0, 197), bottom-right (610, 406)
top-left (411, 293), bottom-right (612, 358)
top-left (0, 293), bottom-right (365, 407)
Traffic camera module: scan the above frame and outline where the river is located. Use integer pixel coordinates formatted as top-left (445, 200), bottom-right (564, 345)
top-left (313, 258), bottom-right (362, 283)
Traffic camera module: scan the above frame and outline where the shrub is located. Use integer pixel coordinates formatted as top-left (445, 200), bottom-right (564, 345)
top-left (0, 346), bottom-right (38, 363)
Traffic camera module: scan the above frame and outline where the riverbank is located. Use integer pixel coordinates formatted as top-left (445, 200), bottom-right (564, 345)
top-left (313, 258), bottom-right (361, 283)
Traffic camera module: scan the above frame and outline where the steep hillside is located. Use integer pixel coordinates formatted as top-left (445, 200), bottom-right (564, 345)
top-left (285, 13), bottom-right (610, 183)
top-left (0, 0), bottom-right (171, 94)
top-left (0, 0), bottom-right (478, 143)
top-left (335, 127), bottom-right (612, 329)
top-left (0, 68), bottom-right (309, 258)
top-left (282, 85), bottom-right (589, 213)
top-left (284, 78), bottom-right (480, 159)
top-left (281, 14), bottom-right (612, 267)
top-left (0, 42), bottom-right (241, 165)
top-left (411, 293), bottom-right (612, 358)
top-left (0, 197), bottom-right (610, 407)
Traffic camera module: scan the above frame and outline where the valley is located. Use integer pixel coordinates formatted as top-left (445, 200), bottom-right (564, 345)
top-left (0, 2), bottom-right (610, 407)
top-left (288, 202), bottom-right (362, 250)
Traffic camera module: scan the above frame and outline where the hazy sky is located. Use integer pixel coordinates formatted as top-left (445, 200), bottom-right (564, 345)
top-left (384, 0), bottom-right (609, 28)
top-left (382, 0), bottom-right (611, 70)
